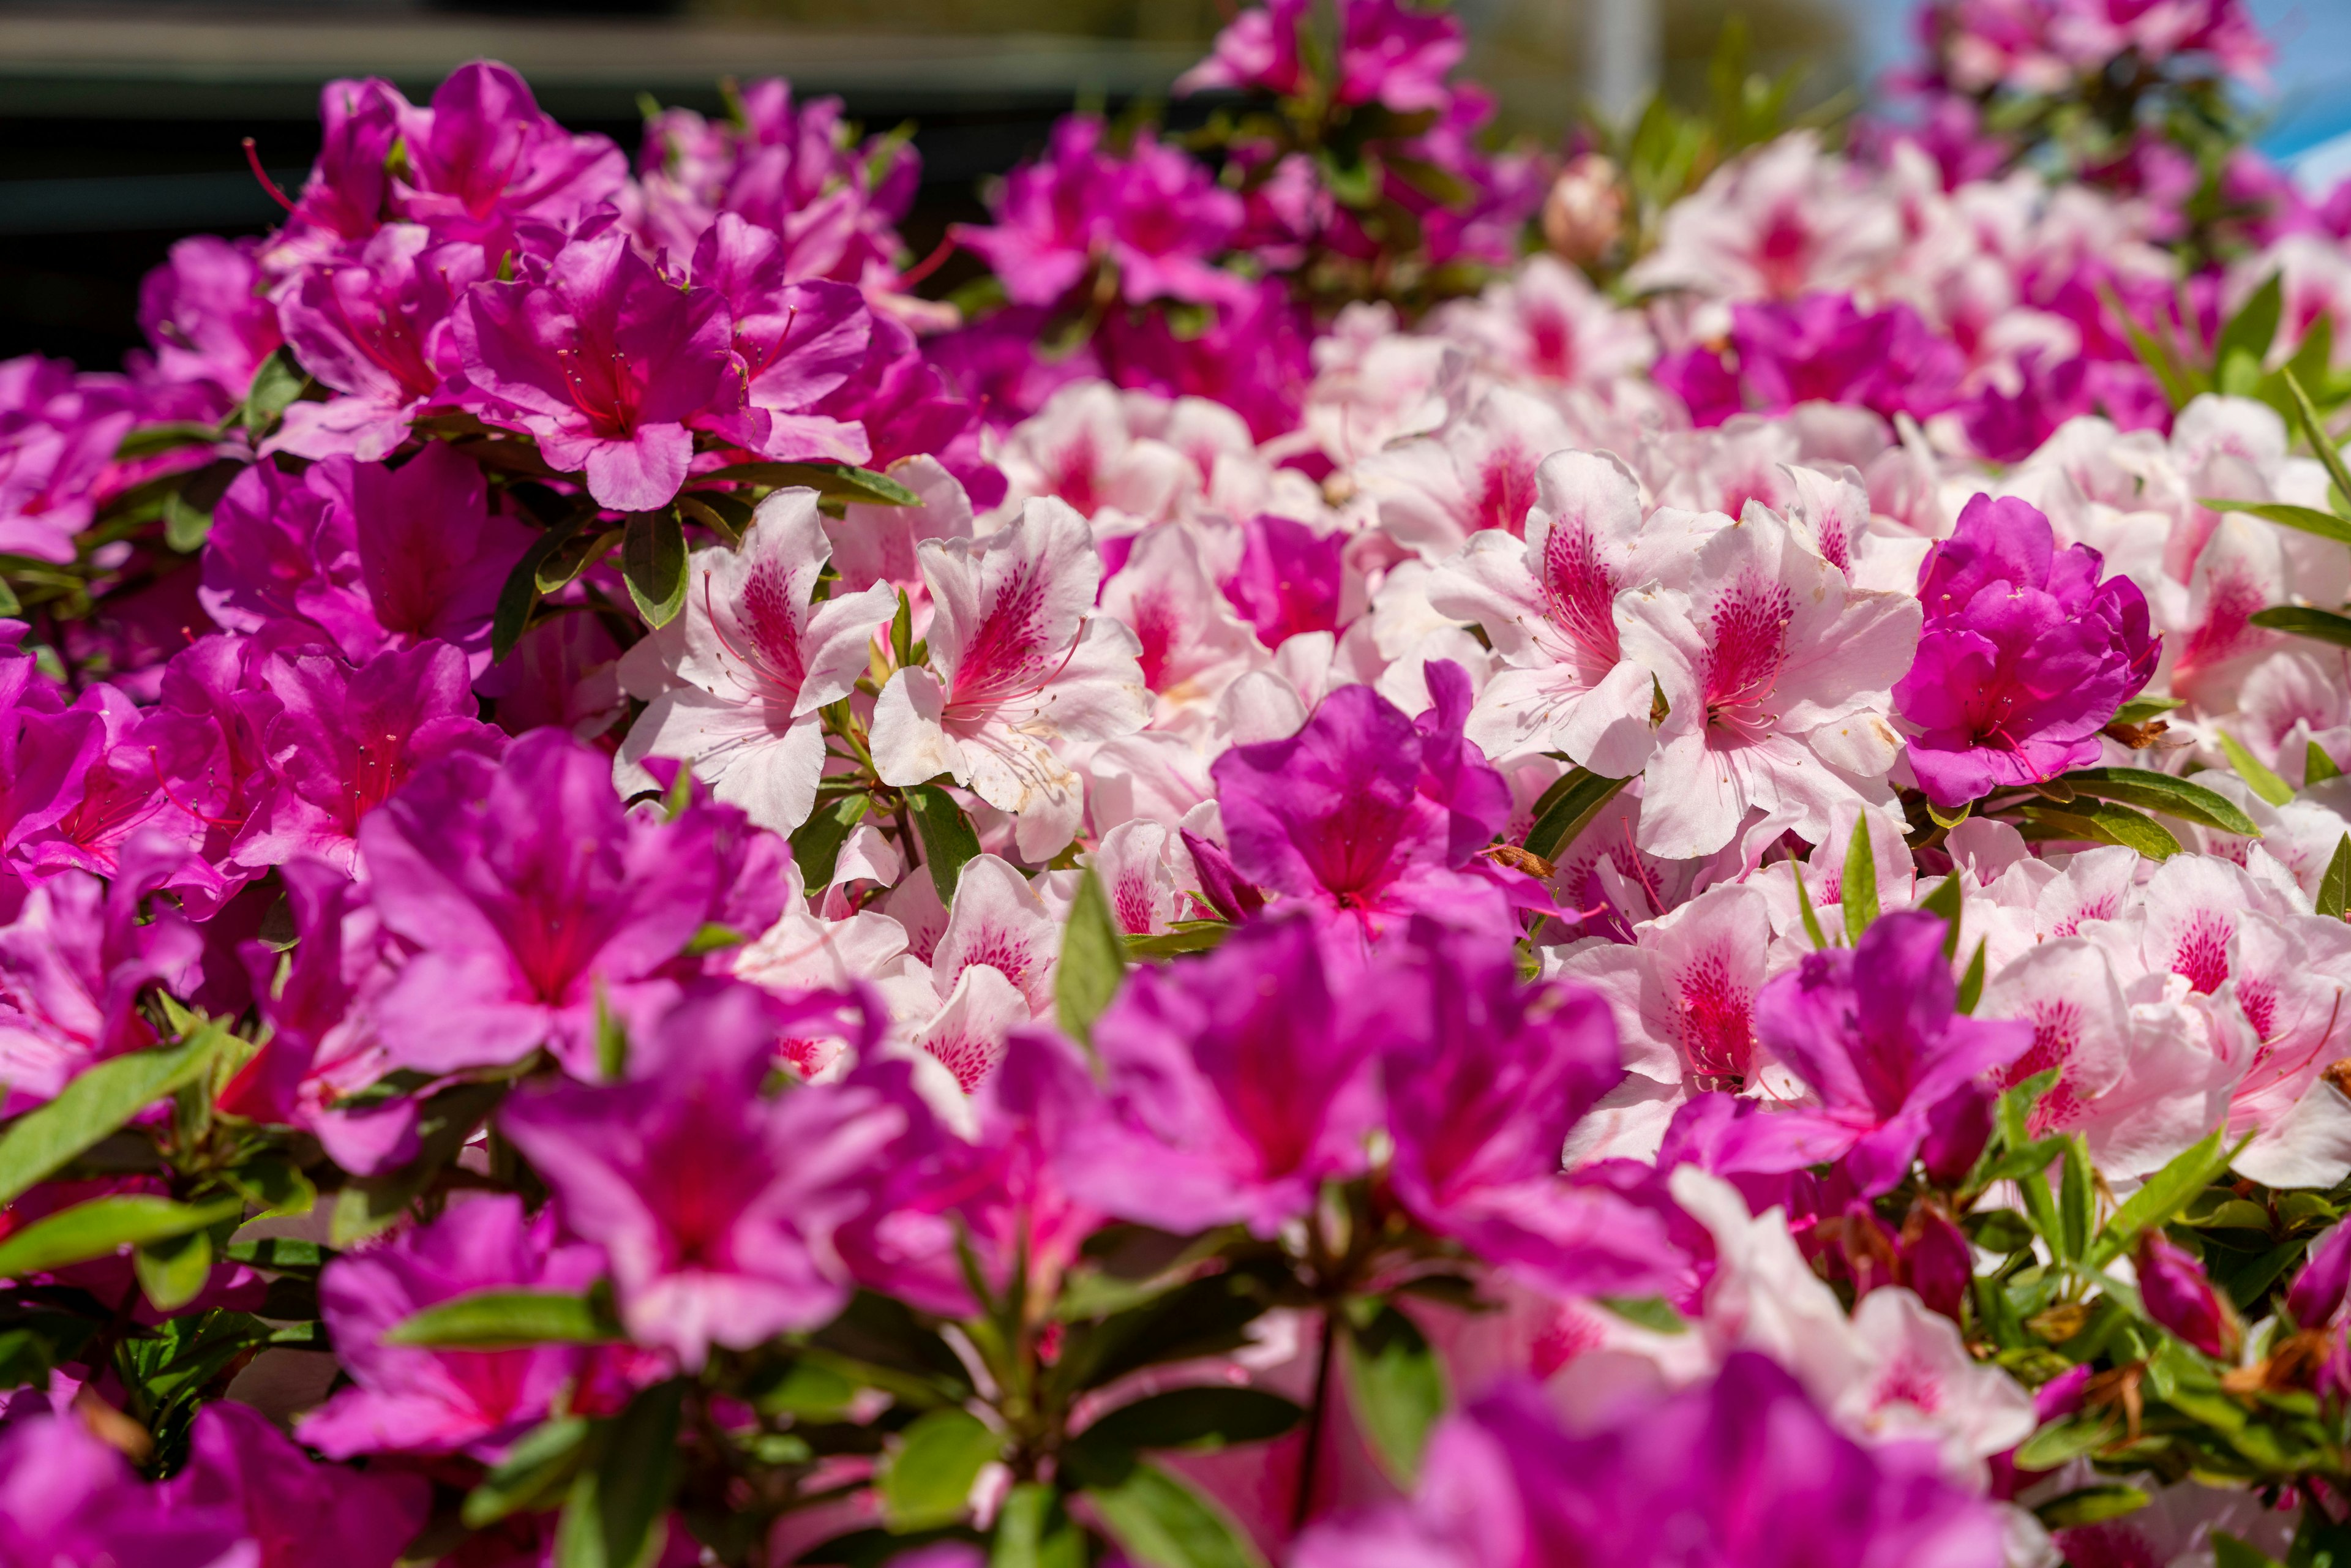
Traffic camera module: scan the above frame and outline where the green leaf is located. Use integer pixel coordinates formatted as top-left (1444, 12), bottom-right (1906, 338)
top-left (241, 345), bottom-right (309, 438)
top-left (2213, 1532), bottom-right (2287, 1568)
top-left (492, 511), bottom-right (588, 662)
top-left (163, 486), bottom-right (215, 552)
top-left (906, 784), bottom-right (983, 904)
top-left (329, 1081), bottom-right (505, 1246)
top-left (1594, 1294), bottom-right (1689, 1334)
top-left (0, 1025), bottom-right (231, 1204)
top-left (2319, 835), bottom-right (2351, 922)
top-left (2092, 1126), bottom-right (2233, 1266)
top-left (621, 509), bottom-right (689, 629)
top-left (879, 1408), bottom-right (999, 1532)
top-left (384, 1289), bottom-right (621, 1349)
top-left (2215, 272), bottom-right (2284, 375)
top-left (2284, 367), bottom-right (2351, 507)
top-left (1124, 922), bottom-right (1231, 960)
top-left (790, 793), bottom-right (871, 892)
top-left (673, 492), bottom-right (746, 544)
top-left (1916, 874), bottom-right (1963, 958)
top-left (2013, 1409), bottom-right (2117, 1470)
top-left (2016, 798), bottom-right (2184, 858)
top-left (1521, 770), bottom-right (1629, 861)
top-left (697, 462), bottom-right (921, 506)
top-left (0, 579), bottom-right (18, 617)
top-left (2036, 1484), bottom-right (2150, 1531)
top-left (2250, 604), bottom-right (2351, 650)
top-left (1086, 1460), bottom-right (1265, 1568)
top-left (2058, 1135), bottom-right (2094, 1263)
top-left (134, 1228), bottom-right (216, 1312)
top-left (1078, 1388), bottom-right (1303, 1458)
top-left (536, 526), bottom-right (620, 596)
top-left (0, 1194), bottom-right (241, 1280)
top-left (1791, 855), bottom-right (1833, 950)
top-left (2202, 499), bottom-right (2351, 547)
top-left (2309, 741), bottom-right (2344, 784)
top-left (1056, 868), bottom-right (1128, 1047)
top-left (2217, 730), bottom-right (2295, 807)
top-left (1840, 816), bottom-right (1879, 944)
top-left (467, 1417), bottom-right (591, 1528)
top-left (890, 590), bottom-right (916, 669)
top-left (679, 922), bottom-right (746, 958)
top-left (1955, 937), bottom-right (1988, 1015)
top-left (990, 1484), bottom-right (1085, 1568)
top-left (2058, 767), bottom-right (2261, 838)
top-left (556, 1379), bottom-right (684, 1568)
top-left (1341, 1304), bottom-right (1447, 1487)
top-left (114, 421), bottom-right (219, 461)
top-left (2113, 695), bottom-right (2185, 724)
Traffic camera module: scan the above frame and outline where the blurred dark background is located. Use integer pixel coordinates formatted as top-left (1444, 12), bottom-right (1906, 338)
top-left (36, 0), bottom-right (2351, 377)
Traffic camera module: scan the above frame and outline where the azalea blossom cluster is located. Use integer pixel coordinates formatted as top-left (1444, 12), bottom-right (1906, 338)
top-left (11, 1), bottom-right (2351, 1564)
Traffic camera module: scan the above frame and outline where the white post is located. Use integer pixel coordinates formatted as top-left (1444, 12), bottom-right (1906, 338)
top-left (1585, 0), bottom-right (1662, 130)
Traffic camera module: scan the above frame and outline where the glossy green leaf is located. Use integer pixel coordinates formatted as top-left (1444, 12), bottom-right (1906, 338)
top-left (1078, 1387), bottom-right (1303, 1458)
top-left (2250, 604), bottom-right (2351, 650)
top-left (1124, 922), bottom-right (1231, 960)
top-left (1521, 769), bottom-right (1629, 863)
top-left (2203, 499), bottom-right (2351, 546)
top-left (241, 345), bottom-right (309, 438)
top-left (991, 1484), bottom-right (1086, 1568)
top-left (2058, 1135), bottom-right (2094, 1263)
top-left (385, 1289), bottom-right (621, 1349)
top-left (492, 511), bottom-right (587, 662)
top-left (2320, 834), bottom-right (2351, 922)
top-left (1916, 874), bottom-right (1963, 959)
top-left (791, 793), bottom-right (871, 892)
top-left (1840, 816), bottom-right (1879, 944)
top-left (2058, 767), bottom-right (2260, 838)
top-left (1595, 1294), bottom-right (1689, 1334)
top-left (2309, 741), bottom-right (2344, 784)
top-left (556, 1380), bottom-right (684, 1568)
top-left (2214, 272), bottom-right (2283, 373)
top-left (2211, 1533), bottom-right (2285, 1568)
top-left (1056, 868), bottom-right (1128, 1046)
top-left (879, 1408), bottom-right (999, 1532)
top-left (1341, 1305), bottom-right (1447, 1487)
top-left (535, 526), bottom-right (620, 596)
top-left (2216, 730), bottom-right (2295, 807)
top-left (906, 784), bottom-right (983, 903)
top-left (1086, 1460), bottom-right (1265, 1568)
top-left (114, 421), bottom-right (219, 460)
top-left (0, 1025), bottom-right (231, 1204)
top-left (679, 922), bottom-right (746, 958)
top-left (2112, 695), bottom-right (2185, 724)
top-left (698, 462), bottom-right (920, 506)
top-left (2284, 367), bottom-right (2351, 506)
top-left (1791, 856), bottom-right (1832, 950)
top-left (466, 1417), bottom-right (591, 1528)
top-left (621, 509), bottom-right (689, 628)
top-left (133, 1228), bottom-right (216, 1312)
top-left (2092, 1126), bottom-right (2233, 1266)
top-left (2036, 1484), bottom-right (2149, 1531)
top-left (0, 1194), bottom-right (241, 1281)
top-left (2016, 798), bottom-right (2183, 858)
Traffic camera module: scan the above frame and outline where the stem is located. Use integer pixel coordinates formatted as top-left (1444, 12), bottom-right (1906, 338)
top-left (1291, 1307), bottom-right (1339, 1534)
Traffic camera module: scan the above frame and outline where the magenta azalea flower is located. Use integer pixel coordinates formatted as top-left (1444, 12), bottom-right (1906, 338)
top-left (298, 1193), bottom-right (622, 1460)
top-left (1894, 493), bottom-right (2159, 808)
top-left (499, 984), bottom-right (906, 1370)
top-left (454, 222), bottom-right (734, 511)
top-left (355, 729), bottom-right (742, 1077)
top-left (166, 1402), bottom-right (430, 1568)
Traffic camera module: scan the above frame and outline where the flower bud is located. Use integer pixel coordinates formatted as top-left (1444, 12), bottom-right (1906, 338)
top-left (1541, 154), bottom-right (1625, 265)
top-left (2138, 1232), bottom-right (2241, 1361)
top-left (1918, 1078), bottom-right (1995, 1188)
top-left (2289, 1221), bottom-right (2351, 1330)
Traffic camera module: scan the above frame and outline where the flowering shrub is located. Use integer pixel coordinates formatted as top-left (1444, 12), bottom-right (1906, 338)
top-left (13, 1), bottom-right (2351, 1564)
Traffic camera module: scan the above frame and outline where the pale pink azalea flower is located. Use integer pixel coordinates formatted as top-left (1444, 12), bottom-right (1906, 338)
top-left (733, 862), bottom-right (917, 1078)
top-left (1423, 450), bottom-right (1681, 774)
top-left (871, 855), bottom-right (1059, 1093)
top-left (1637, 418), bottom-right (1803, 521)
top-left (1297, 302), bottom-right (1459, 467)
top-left (1780, 463), bottom-right (1932, 595)
top-left (821, 455), bottom-right (975, 637)
top-left (1670, 1168), bottom-right (2037, 1483)
top-left (615, 488), bottom-right (898, 833)
top-left (1428, 255), bottom-right (1655, 389)
top-left (1085, 819), bottom-right (1191, 936)
top-left (2233, 647), bottom-right (2351, 784)
top-left (1617, 503), bottom-right (1921, 861)
top-left (991, 381), bottom-right (1196, 533)
top-left (1354, 386), bottom-right (1580, 556)
top-left (1627, 133), bottom-right (1903, 304)
top-left (1098, 522), bottom-right (1263, 727)
top-left (871, 497), bottom-right (1150, 860)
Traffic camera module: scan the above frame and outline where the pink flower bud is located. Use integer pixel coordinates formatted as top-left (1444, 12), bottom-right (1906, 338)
top-left (2138, 1232), bottom-right (2241, 1361)
top-left (2289, 1221), bottom-right (2351, 1330)
top-left (1541, 154), bottom-right (1625, 265)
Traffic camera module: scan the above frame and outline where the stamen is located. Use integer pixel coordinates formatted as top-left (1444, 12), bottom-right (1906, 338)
top-left (242, 139), bottom-right (297, 213)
